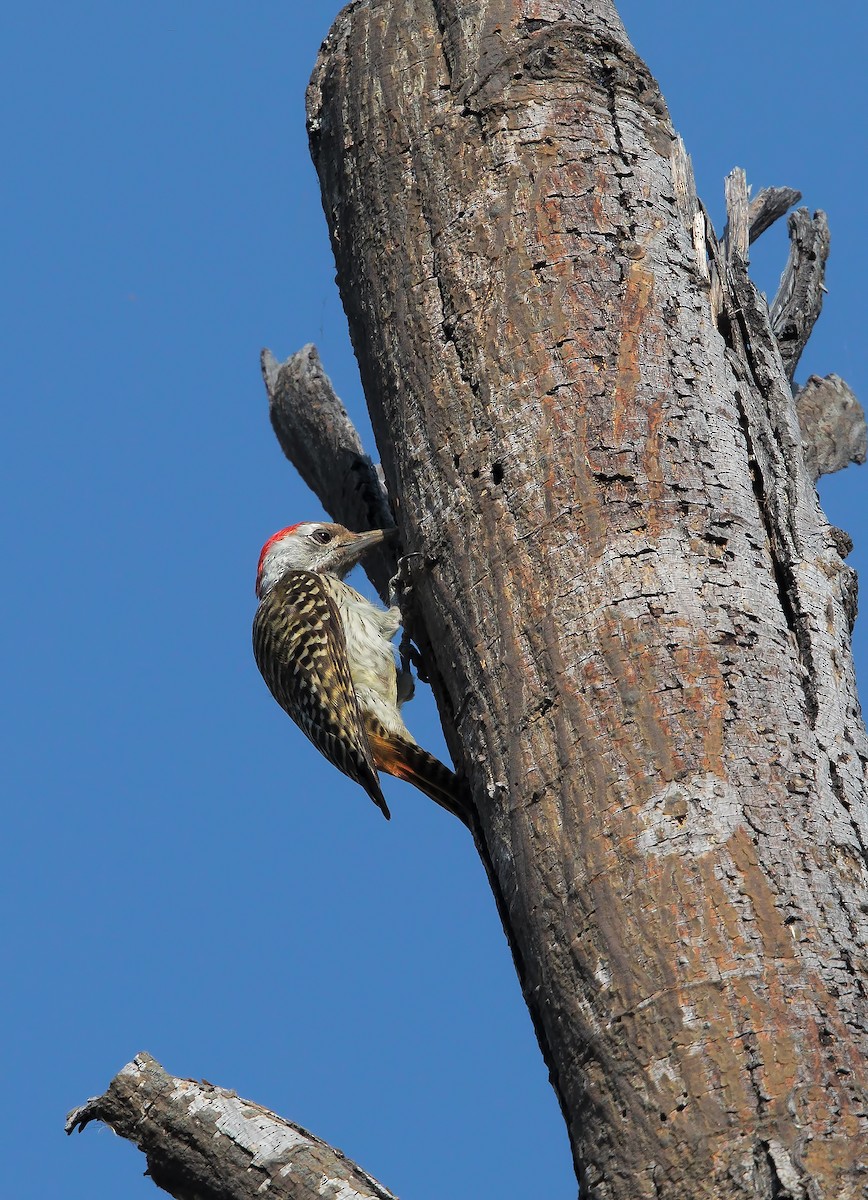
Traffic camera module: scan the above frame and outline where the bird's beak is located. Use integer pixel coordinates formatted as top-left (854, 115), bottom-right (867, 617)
top-left (332, 526), bottom-right (394, 573)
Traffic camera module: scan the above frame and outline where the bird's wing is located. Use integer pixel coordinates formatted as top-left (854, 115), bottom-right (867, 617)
top-left (252, 570), bottom-right (389, 817)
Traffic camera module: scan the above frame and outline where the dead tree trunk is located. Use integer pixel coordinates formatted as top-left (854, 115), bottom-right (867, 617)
top-left (301, 2), bottom-right (868, 1196)
top-left (68, 2), bottom-right (868, 1198)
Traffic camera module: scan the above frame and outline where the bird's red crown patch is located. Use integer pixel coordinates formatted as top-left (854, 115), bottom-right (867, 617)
top-left (255, 524), bottom-right (304, 595)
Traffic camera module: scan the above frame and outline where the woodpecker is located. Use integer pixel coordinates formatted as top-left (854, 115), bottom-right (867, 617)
top-left (253, 521), bottom-right (467, 823)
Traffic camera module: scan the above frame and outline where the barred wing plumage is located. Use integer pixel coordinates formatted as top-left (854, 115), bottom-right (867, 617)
top-left (252, 569), bottom-right (390, 818)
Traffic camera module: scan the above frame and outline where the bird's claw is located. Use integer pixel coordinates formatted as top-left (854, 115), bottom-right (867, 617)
top-left (388, 552), bottom-right (423, 610)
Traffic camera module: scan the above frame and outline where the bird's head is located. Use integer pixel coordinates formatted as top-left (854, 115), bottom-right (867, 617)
top-left (255, 522), bottom-right (392, 598)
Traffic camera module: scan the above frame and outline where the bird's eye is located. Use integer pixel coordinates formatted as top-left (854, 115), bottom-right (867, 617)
top-left (313, 529), bottom-right (333, 544)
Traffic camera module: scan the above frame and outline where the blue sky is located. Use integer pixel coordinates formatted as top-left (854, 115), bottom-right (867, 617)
top-left (3, 4), bottom-right (865, 1198)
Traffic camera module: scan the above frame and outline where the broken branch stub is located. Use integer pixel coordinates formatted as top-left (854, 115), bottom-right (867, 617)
top-left (770, 208), bottom-right (831, 382)
top-left (261, 344), bottom-right (397, 601)
top-left (720, 176), bottom-right (863, 485)
top-left (66, 1052), bottom-right (397, 1200)
top-left (747, 186), bottom-right (802, 243)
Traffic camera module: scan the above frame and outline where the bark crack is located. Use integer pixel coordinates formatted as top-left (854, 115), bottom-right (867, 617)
top-left (756, 1138), bottom-right (809, 1200)
top-left (829, 755), bottom-right (868, 869)
top-left (430, 0), bottom-right (453, 85)
top-left (726, 370), bottom-right (819, 728)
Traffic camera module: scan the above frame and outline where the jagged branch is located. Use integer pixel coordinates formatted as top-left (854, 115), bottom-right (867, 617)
top-left (717, 174), bottom-right (866, 817)
top-left (66, 1053), bottom-right (397, 1200)
top-left (701, 170), bottom-right (865, 485)
top-left (720, 175), bottom-right (801, 274)
top-left (723, 168), bottom-right (750, 263)
top-left (261, 345), bottom-right (397, 601)
top-left (770, 207), bottom-right (831, 382)
top-left (747, 186), bottom-right (802, 243)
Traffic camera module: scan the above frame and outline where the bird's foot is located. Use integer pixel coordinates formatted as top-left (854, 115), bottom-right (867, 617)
top-left (388, 552), bottom-right (423, 610)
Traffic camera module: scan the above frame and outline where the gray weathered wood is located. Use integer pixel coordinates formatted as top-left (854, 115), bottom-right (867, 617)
top-left (669, 138), bottom-right (710, 285)
top-left (724, 175), bottom-right (803, 256)
top-left (796, 372), bottom-right (867, 480)
top-left (723, 167), bottom-right (749, 262)
top-left (770, 207), bottom-right (831, 381)
top-left (747, 186), bottom-right (801, 243)
top-left (66, 1053), bottom-right (396, 1200)
top-left (261, 345), bottom-right (397, 601)
top-left (303, 2), bottom-right (868, 1195)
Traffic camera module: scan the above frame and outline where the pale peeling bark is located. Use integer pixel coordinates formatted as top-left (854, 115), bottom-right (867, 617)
top-left (302, 1), bottom-right (868, 1196)
top-left (66, 1053), bottom-right (396, 1200)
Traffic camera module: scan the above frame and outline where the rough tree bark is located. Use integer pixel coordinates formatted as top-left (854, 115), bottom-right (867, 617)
top-left (68, 2), bottom-right (868, 1198)
top-left (66, 1053), bottom-right (396, 1200)
top-left (298, 2), bottom-right (868, 1194)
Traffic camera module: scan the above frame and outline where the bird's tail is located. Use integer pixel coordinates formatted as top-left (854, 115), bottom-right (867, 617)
top-left (366, 725), bottom-right (471, 826)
